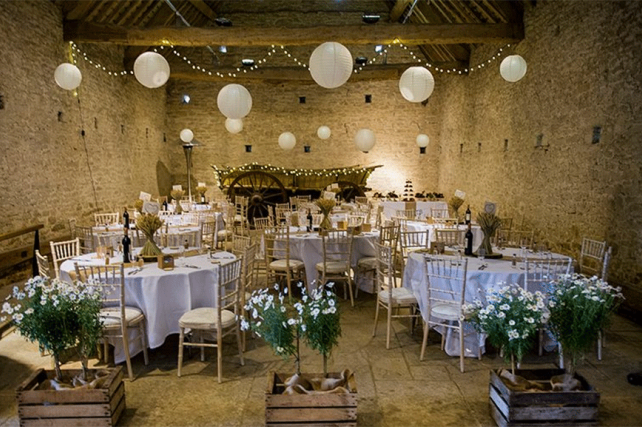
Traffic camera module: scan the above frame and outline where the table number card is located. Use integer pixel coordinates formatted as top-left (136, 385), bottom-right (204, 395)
top-left (484, 201), bottom-right (497, 215)
top-left (455, 189), bottom-right (466, 199)
top-left (172, 185), bottom-right (183, 191)
top-left (139, 191), bottom-right (152, 201)
top-left (323, 191), bottom-right (336, 200)
top-left (198, 182), bottom-right (206, 187)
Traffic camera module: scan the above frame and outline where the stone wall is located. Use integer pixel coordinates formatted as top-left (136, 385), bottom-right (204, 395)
top-left (437, 1), bottom-right (642, 313)
top-left (165, 79), bottom-right (442, 200)
top-left (0, 1), bottom-right (168, 281)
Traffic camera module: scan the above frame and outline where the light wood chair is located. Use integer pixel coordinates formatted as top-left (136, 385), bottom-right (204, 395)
top-left (264, 226), bottom-right (306, 297)
top-left (231, 234), bottom-right (251, 257)
top-left (218, 205), bottom-right (236, 249)
top-left (162, 230), bottom-right (199, 248)
top-left (421, 257), bottom-right (473, 372)
top-left (35, 249), bottom-right (50, 279)
top-left (500, 229), bottom-right (535, 248)
top-left (356, 224), bottom-right (400, 293)
top-left (50, 238), bottom-right (81, 279)
top-left (177, 259), bottom-right (244, 383)
top-left (240, 243), bottom-right (259, 350)
top-left (253, 216), bottom-right (274, 230)
top-left (435, 229), bottom-right (466, 248)
top-left (74, 263), bottom-right (149, 380)
top-left (75, 225), bottom-right (95, 254)
top-left (315, 230), bottom-right (355, 307)
top-left (94, 213), bottom-right (120, 226)
top-left (398, 230), bottom-right (430, 275)
top-left (200, 220), bottom-right (217, 249)
top-left (579, 237), bottom-right (608, 278)
top-left (354, 196), bottom-right (368, 205)
top-left (430, 208), bottom-right (450, 219)
top-left (68, 218), bottom-right (77, 239)
top-left (395, 209), bottom-right (418, 220)
top-left (372, 242), bottom-right (420, 349)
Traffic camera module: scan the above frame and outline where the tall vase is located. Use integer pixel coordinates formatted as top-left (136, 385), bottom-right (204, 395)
top-left (319, 212), bottom-right (332, 234)
top-left (476, 231), bottom-right (493, 256)
top-left (175, 201), bottom-right (183, 214)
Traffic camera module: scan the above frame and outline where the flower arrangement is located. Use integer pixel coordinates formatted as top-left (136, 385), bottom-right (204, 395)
top-left (133, 199), bottom-right (144, 213)
top-left (170, 189), bottom-right (185, 214)
top-left (1, 277), bottom-right (103, 382)
top-left (315, 199), bottom-right (336, 232)
top-left (476, 212), bottom-right (502, 255)
top-left (242, 282), bottom-right (341, 377)
top-left (136, 213), bottom-right (164, 258)
top-left (449, 196), bottom-right (464, 219)
top-left (547, 274), bottom-right (624, 375)
top-left (465, 284), bottom-right (547, 373)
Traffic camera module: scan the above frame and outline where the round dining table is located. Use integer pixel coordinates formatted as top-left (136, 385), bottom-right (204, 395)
top-left (402, 247), bottom-right (573, 358)
top-left (60, 249), bottom-right (237, 364)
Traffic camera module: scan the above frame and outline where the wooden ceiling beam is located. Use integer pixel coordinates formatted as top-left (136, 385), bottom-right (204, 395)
top-left (188, 0), bottom-right (217, 22)
top-left (389, 0), bottom-right (412, 23)
top-left (64, 21), bottom-right (524, 46)
top-left (64, 0), bottom-right (97, 20)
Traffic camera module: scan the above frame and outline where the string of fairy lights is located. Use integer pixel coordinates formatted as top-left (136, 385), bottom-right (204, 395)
top-left (69, 40), bottom-right (512, 79)
top-left (212, 163), bottom-right (375, 186)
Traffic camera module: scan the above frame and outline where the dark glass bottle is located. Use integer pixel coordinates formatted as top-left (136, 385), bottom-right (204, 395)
top-left (307, 209), bottom-right (313, 232)
top-left (123, 207), bottom-right (130, 229)
top-left (122, 229), bottom-right (131, 263)
top-left (465, 205), bottom-right (471, 225)
top-left (162, 199), bottom-right (168, 211)
top-left (464, 223), bottom-right (473, 256)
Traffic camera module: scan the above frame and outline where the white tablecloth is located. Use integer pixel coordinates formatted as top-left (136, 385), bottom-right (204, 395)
top-left (280, 231), bottom-right (379, 291)
top-left (60, 250), bottom-right (237, 364)
top-left (380, 201), bottom-right (448, 220)
top-left (402, 248), bottom-right (571, 358)
top-left (405, 221), bottom-right (484, 247)
top-left (92, 224), bottom-right (205, 249)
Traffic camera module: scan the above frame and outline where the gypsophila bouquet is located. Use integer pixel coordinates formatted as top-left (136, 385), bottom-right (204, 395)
top-left (547, 274), bottom-right (624, 374)
top-left (241, 282), bottom-right (341, 376)
top-left (465, 284), bottom-right (547, 372)
top-left (1, 276), bottom-right (103, 381)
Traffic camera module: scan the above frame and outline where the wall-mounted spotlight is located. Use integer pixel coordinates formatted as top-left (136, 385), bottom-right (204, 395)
top-left (355, 56), bottom-right (367, 66)
top-left (181, 94), bottom-right (191, 104)
top-left (215, 17), bottom-right (232, 27)
top-left (374, 45), bottom-right (384, 53)
top-left (362, 14), bottom-right (380, 24)
top-left (218, 46), bottom-right (227, 53)
top-left (241, 59), bottom-right (255, 67)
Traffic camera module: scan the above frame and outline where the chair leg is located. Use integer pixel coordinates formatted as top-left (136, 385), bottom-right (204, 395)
top-left (597, 330), bottom-right (602, 361)
top-left (538, 329), bottom-right (543, 356)
top-left (459, 322), bottom-right (465, 373)
top-left (386, 304), bottom-right (392, 350)
top-left (347, 277), bottom-right (355, 308)
top-left (200, 332), bottom-right (205, 362)
top-left (217, 330), bottom-right (223, 383)
top-left (372, 299), bottom-right (380, 337)
top-left (420, 321), bottom-right (429, 361)
top-left (177, 327), bottom-right (185, 377)
top-left (120, 329), bottom-right (134, 381)
top-left (236, 324), bottom-right (245, 366)
top-left (139, 322), bottom-right (149, 365)
top-left (103, 339), bottom-right (109, 363)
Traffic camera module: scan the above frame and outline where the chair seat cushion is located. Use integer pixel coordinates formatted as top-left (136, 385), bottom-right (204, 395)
top-left (431, 302), bottom-right (461, 321)
top-left (100, 306), bottom-right (145, 328)
top-left (315, 261), bottom-right (349, 274)
top-left (357, 257), bottom-right (376, 270)
top-left (270, 259), bottom-right (304, 271)
top-left (178, 307), bottom-right (236, 330)
top-left (378, 287), bottom-right (417, 305)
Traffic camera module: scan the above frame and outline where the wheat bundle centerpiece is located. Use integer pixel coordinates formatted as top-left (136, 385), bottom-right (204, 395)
top-left (137, 213), bottom-right (164, 259)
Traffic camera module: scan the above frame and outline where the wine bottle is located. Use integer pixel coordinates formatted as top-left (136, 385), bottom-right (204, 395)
top-left (307, 209), bottom-right (313, 232)
top-left (162, 199), bottom-right (168, 211)
top-left (464, 223), bottom-right (473, 256)
top-left (123, 207), bottom-right (130, 229)
top-left (122, 229), bottom-right (131, 263)
top-left (465, 205), bottom-right (471, 225)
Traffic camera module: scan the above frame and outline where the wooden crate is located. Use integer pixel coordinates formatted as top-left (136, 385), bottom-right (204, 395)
top-left (489, 369), bottom-right (600, 427)
top-left (16, 367), bottom-right (125, 427)
top-left (265, 371), bottom-right (358, 426)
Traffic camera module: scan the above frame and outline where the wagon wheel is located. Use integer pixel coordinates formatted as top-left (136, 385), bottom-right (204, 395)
top-left (336, 181), bottom-right (365, 203)
top-left (227, 171), bottom-right (288, 224)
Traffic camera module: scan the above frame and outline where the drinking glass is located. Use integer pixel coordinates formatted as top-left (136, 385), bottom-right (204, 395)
top-left (478, 247), bottom-right (486, 262)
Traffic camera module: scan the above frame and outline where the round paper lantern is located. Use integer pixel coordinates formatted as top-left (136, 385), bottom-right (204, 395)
top-left (278, 132), bottom-right (297, 150)
top-left (416, 134), bottom-right (430, 148)
top-left (354, 129), bottom-right (376, 152)
top-left (180, 129), bottom-right (194, 143)
top-left (317, 125), bottom-right (331, 140)
top-left (217, 84), bottom-right (253, 119)
top-left (309, 42), bottom-right (353, 89)
top-left (54, 63), bottom-right (82, 90)
top-left (500, 55), bottom-right (527, 82)
top-left (133, 52), bottom-right (170, 89)
top-left (399, 67), bottom-right (435, 102)
top-left (225, 118), bottom-right (244, 134)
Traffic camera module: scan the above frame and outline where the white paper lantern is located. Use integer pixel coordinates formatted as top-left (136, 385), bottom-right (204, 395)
top-left (54, 63), bottom-right (82, 90)
top-left (217, 84), bottom-right (253, 119)
top-left (317, 126), bottom-right (331, 140)
top-left (399, 67), bottom-right (435, 102)
top-left (354, 129), bottom-right (376, 152)
top-left (225, 118), bottom-right (244, 134)
top-left (133, 52), bottom-right (170, 89)
top-left (500, 55), bottom-right (527, 82)
top-left (416, 134), bottom-right (430, 148)
top-left (180, 129), bottom-right (194, 143)
top-left (278, 132), bottom-right (297, 150)
top-left (309, 42), bottom-right (353, 89)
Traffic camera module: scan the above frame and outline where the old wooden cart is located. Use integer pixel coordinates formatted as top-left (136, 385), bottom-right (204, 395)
top-left (212, 163), bottom-right (381, 223)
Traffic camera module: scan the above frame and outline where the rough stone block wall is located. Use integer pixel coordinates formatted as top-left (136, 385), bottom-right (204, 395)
top-left (436, 1), bottom-right (642, 313)
top-left (165, 79), bottom-right (442, 200)
top-left (0, 1), bottom-right (168, 283)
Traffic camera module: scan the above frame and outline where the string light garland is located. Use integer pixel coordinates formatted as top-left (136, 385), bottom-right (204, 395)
top-left (212, 163), bottom-right (376, 187)
top-left (70, 39), bottom-right (512, 80)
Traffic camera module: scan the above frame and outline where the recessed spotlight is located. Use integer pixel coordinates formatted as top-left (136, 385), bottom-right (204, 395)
top-left (374, 45), bottom-right (383, 53)
top-left (218, 45), bottom-right (227, 53)
top-left (241, 59), bottom-right (255, 66)
top-left (355, 56), bottom-right (367, 65)
top-left (362, 13), bottom-right (380, 24)
top-left (181, 94), bottom-right (191, 104)
top-left (215, 17), bottom-right (232, 27)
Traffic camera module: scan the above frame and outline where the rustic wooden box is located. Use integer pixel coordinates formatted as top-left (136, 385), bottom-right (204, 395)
top-left (489, 369), bottom-right (599, 427)
top-left (16, 367), bottom-right (125, 427)
top-left (265, 371), bottom-right (358, 426)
